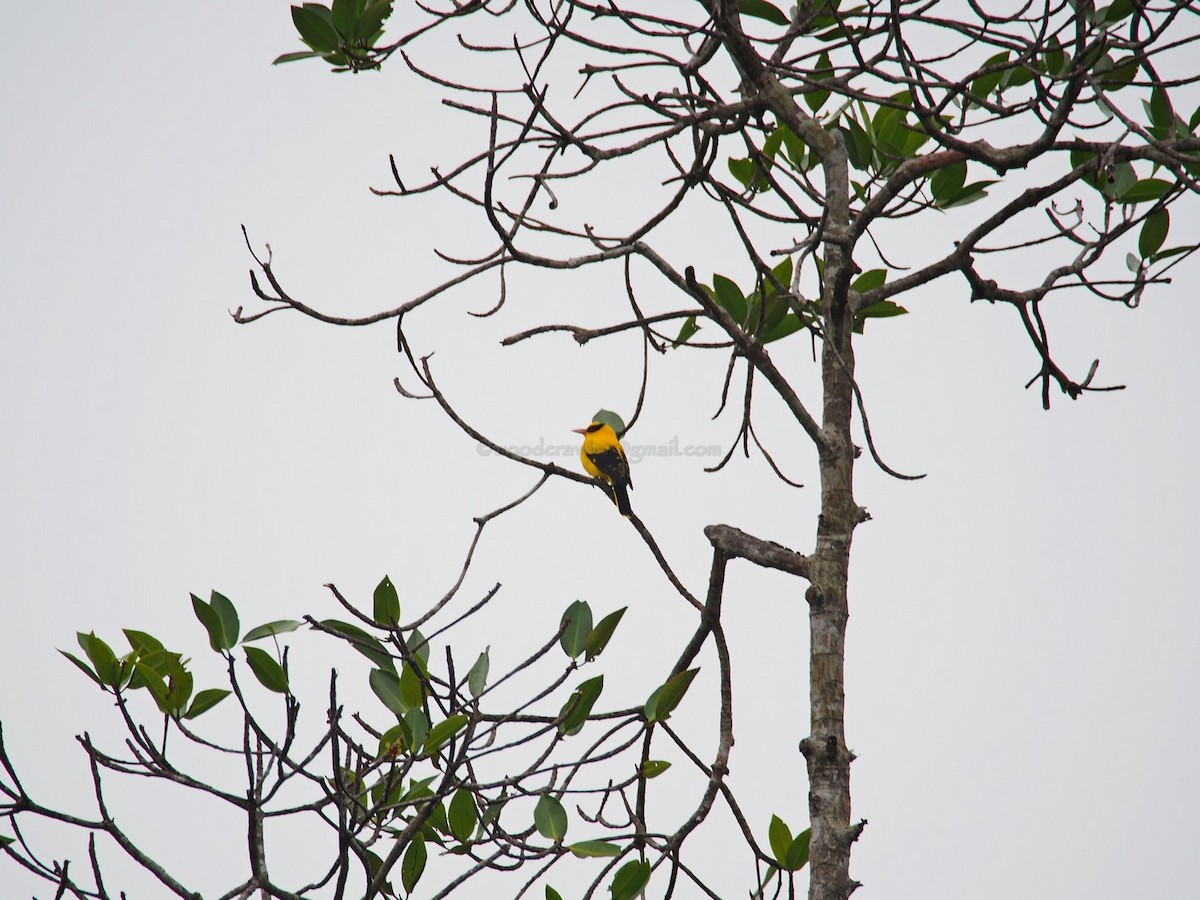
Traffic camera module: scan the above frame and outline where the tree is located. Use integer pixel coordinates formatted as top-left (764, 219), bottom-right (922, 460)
top-left (4, 1), bottom-right (1199, 899)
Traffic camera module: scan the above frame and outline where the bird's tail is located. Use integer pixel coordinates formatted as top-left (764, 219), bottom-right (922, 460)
top-left (611, 480), bottom-right (633, 517)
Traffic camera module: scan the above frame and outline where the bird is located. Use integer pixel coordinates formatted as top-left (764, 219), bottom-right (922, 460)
top-left (573, 421), bottom-right (633, 516)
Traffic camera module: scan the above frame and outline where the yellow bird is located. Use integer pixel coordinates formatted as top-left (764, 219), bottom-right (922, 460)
top-left (573, 422), bottom-right (633, 516)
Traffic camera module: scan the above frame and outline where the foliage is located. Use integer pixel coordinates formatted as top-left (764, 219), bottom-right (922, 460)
top-left (5, 582), bottom-right (790, 898)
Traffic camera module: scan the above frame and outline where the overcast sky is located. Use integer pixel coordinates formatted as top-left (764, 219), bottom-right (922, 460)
top-left (2, 4), bottom-right (1198, 899)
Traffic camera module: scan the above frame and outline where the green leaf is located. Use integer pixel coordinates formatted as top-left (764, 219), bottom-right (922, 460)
top-left (406, 627), bottom-right (431, 667)
top-left (854, 300), bottom-right (909, 334)
top-left (242, 620), bottom-right (303, 642)
top-left (1096, 54), bottom-right (1139, 91)
top-left (728, 156), bottom-right (753, 189)
top-left (761, 126), bottom-right (786, 163)
top-left (672, 314), bottom-right (699, 347)
top-left (401, 833), bottom-right (427, 894)
top-left (763, 311), bottom-right (808, 344)
top-left (779, 124), bottom-right (808, 170)
top-left (363, 849), bottom-right (394, 895)
top-left (1139, 208), bottom-right (1169, 258)
top-left (467, 648), bottom-right (490, 698)
top-left (585, 608), bottom-right (626, 661)
top-left (354, 0), bottom-right (393, 43)
top-left (330, 0), bottom-right (363, 37)
top-left (738, 0), bottom-right (789, 25)
top-left (940, 180), bottom-right (999, 208)
top-left (1002, 62), bottom-right (1035, 89)
top-left (546, 887), bottom-right (564, 900)
top-left (405, 707), bottom-right (429, 750)
top-left (292, 4), bottom-right (341, 53)
top-left (728, 156), bottom-right (770, 192)
top-left (1097, 0), bottom-right (1135, 24)
top-left (132, 647), bottom-right (181, 679)
top-left (871, 103), bottom-right (912, 168)
top-left (400, 775), bottom-right (438, 806)
top-left (760, 295), bottom-right (790, 333)
top-left (804, 51), bottom-right (833, 113)
top-left (559, 675), bottom-right (604, 736)
top-left (272, 50), bottom-right (323, 65)
top-left (769, 255), bottom-right (794, 292)
top-left (1042, 36), bottom-right (1067, 78)
top-left (1070, 145), bottom-right (1102, 189)
top-left (930, 160), bottom-right (966, 205)
top-left (610, 859), bottom-right (651, 900)
top-left (786, 827), bottom-right (812, 870)
top-left (425, 798), bottom-right (450, 838)
top-left (560, 600), bottom-right (593, 659)
top-left (899, 124), bottom-right (929, 158)
top-left (851, 269), bottom-right (886, 293)
top-left (1103, 162), bottom-right (1137, 200)
top-left (184, 688), bottom-right (231, 720)
top-left (210, 591), bottom-right (240, 648)
top-left (377, 772), bottom-right (426, 813)
top-left (802, 0), bottom-right (844, 35)
top-left (318, 619), bottom-right (396, 672)
top-left (59, 650), bottom-right (102, 687)
top-left (644, 668), bottom-right (699, 722)
top-left (481, 795), bottom-right (507, 832)
top-left (641, 759), bottom-right (672, 779)
top-left (399, 661), bottom-right (425, 710)
top-left (133, 662), bottom-right (171, 713)
top-left (569, 840), bottom-right (622, 858)
top-left (712, 274), bottom-right (748, 325)
top-left (370, 668), bottom-right (407, 717)
top-left (768, 814), bottom-right (793, 865)
top-left (534, 794), bottom-right (568, 842)
top-left (1121, 178), bottom-right (1173, 203)
top-left (165, 666), bottom-right (194, 714)
top-left (122, 630), bottom-right (165, 657)
top-left (301, 3), bottom-right (335, 24)
top-left (373, 575), bottom-right (400, 626)
top-left (838, 117), bottom-right (873, 170)
top-left (1146, 86), bottom-right (1172, 138)
top-left (592, 412), bottom-right (628, 436)
top-left (449, 787), bottom-right (478, 844)
top-left (192, 594), bottom-right (227, 653)
top-left (768, 815), bottom-right (811, 870)
top-left (79, 632), bottom-right (120, 687)
top-left (970, 51), bottom-right (1010, 103)
top-left (1149, 245), bottom-right (1191, 263)
top-left (244, 647), bottom-right (290, 694)
top-left (423, 714), bottom-right (468, 756)
top-left (729, 151), bottom-right (768, 190)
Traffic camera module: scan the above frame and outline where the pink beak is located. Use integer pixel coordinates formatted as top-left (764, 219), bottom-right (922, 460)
top-left (571, 427), bottom-right (587, 435)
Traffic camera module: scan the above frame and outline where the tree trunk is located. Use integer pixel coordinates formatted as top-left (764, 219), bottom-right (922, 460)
top-left (801, 269), bottom-right (861, 899)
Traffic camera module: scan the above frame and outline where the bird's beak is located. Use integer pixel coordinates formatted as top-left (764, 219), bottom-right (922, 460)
top-left (571, 427), bottom-right (587, 435)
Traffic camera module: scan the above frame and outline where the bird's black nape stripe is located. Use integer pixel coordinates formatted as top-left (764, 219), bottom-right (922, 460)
top-left (586, 422), bottom-right (604, 433)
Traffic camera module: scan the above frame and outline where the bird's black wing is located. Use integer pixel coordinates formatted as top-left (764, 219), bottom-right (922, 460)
top-left (586, 446), bottom-right (631, 488)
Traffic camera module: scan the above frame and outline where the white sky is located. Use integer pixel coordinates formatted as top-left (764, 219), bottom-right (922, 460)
top-left (2, 4), bottom-right (1198, 899)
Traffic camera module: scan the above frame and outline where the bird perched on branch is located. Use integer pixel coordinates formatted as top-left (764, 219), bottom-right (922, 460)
top-left (573, 421), bottom-right (633, 517)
